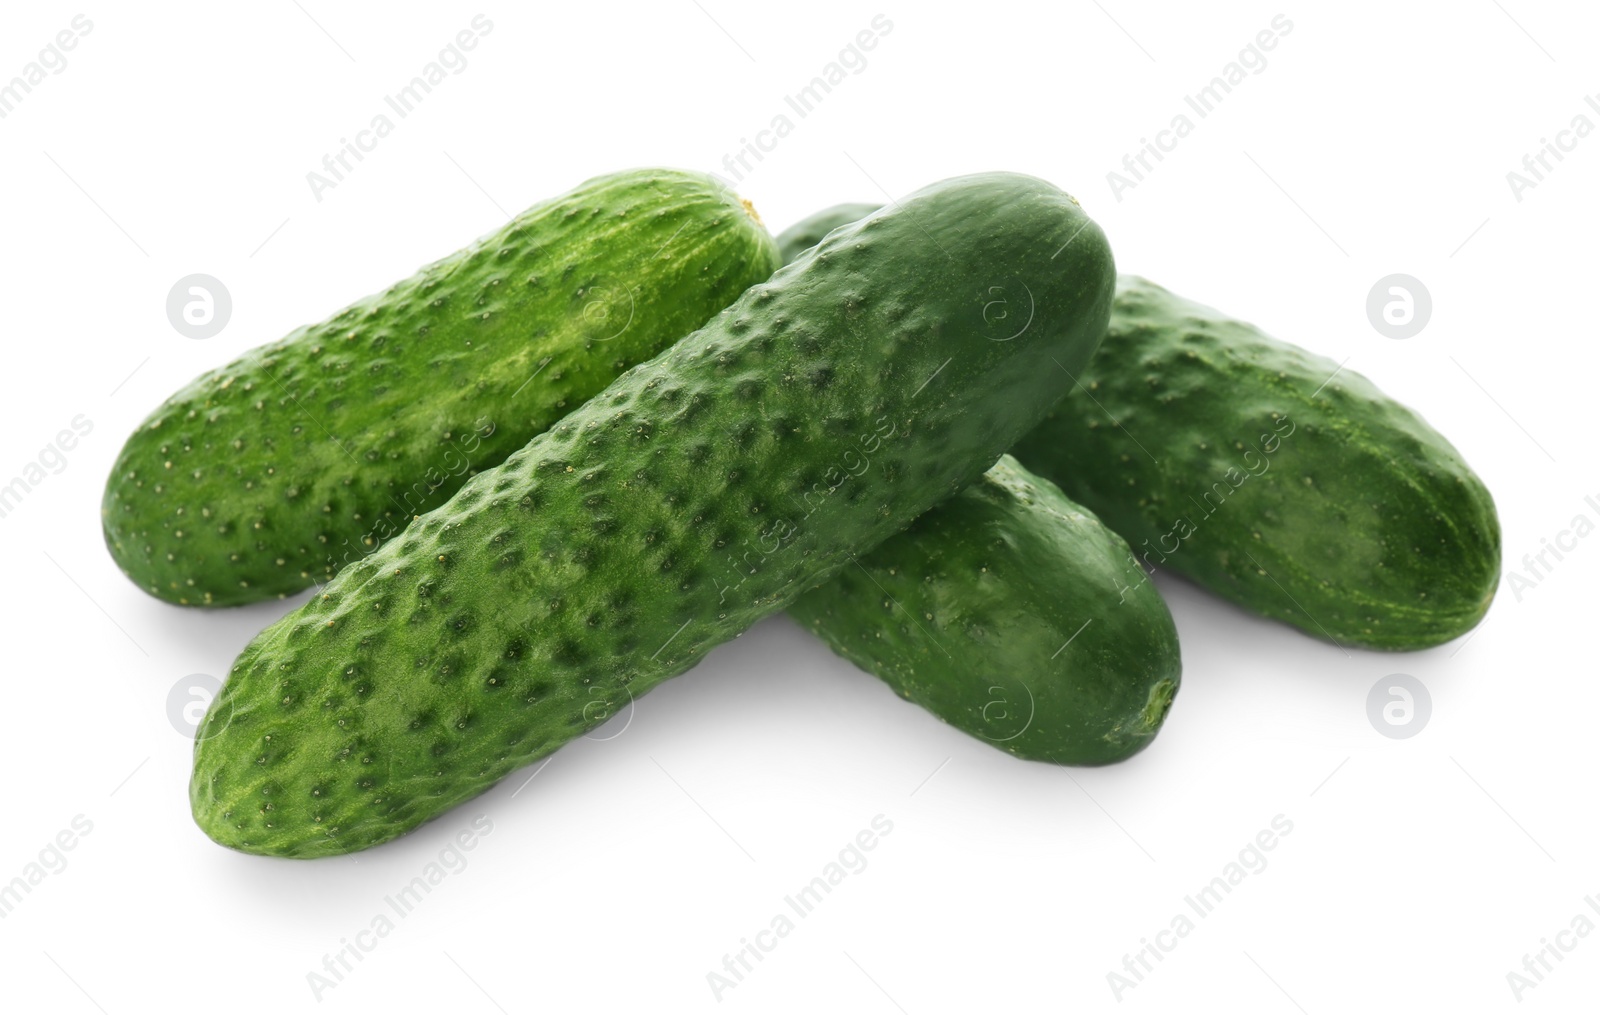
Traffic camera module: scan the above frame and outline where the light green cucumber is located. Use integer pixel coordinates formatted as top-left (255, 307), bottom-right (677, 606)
top-left (104, 169), bottom-right (779, 606)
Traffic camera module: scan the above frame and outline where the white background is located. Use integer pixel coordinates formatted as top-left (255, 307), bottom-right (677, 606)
top-left (0, 1), bottom-right (1594, 1012)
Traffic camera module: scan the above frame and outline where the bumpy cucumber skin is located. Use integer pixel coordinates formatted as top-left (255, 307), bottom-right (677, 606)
top-left (791, 456), bottom-right (1180, 765)
top-left (1015, 276), bottom-right (1501, 650)
top-left (191, 172), bottom-right (1116, 857)
top-left (104, 170), bottom-right (780, 607)
top-left (776, 203), bottom-right (880, 263)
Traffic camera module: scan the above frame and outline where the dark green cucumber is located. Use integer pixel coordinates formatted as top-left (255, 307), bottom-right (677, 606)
top-left (780, 205), bottom-right (1177, 763)
top-left (1017, 276), bottom-right (1500, 650)
top-left (776, 202), bottom-right (879, 263)
top-left (105, 169), bottom-right (780, 607)
top-left (191, 172), bottom-right (1116, 857)
top-left (791, 455), bottom-right (1180, 765)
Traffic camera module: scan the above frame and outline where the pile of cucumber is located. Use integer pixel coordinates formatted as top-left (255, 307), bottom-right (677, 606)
top-left (101, 169), bottom-right (1499, 858)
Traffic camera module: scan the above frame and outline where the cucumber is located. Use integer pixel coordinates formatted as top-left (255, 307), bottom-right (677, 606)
top-left (1016, 276), bottom-right (1500, 650)
top-left (776, 202), bottom-right (878, 263)
top-left (780, 206), bottom-right (1179, 763)
top-left (104, 169), bottom-right (780, 607)
top-left (782, 207), bottom-right (1499, 649)
top-left (191, 172), bottom-right (1117, 857)
top-left (790, 456), bottom-right (1180, 765)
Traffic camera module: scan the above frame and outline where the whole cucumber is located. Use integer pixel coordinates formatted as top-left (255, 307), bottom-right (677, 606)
top-left (191, 172), bottom-right (1116, 857)
top-left (782, 206), bottom-right (1500, 649)
top-left (105, 169), bottom-right (780, 606)
top-left (1018, 275), bottom-right (1500, 650)
top-left (790, 456), bottom-right (1180, 765)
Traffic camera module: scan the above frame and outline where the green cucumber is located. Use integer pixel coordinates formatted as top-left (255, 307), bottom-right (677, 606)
top-left (1017, 275), bottom-right (1500, 650)
top-left (776, 202), bottom-right (878, 263)
top-left (779, 206), bottom-right (1178, 763)
top-left (104, 169), bottom-right (780, 607)
top-left (191, 171), bottom-right (1117, 857)
top-left (781, 207), bottom-right (1499, 649)
top-left (790, 455), bottom-right (1180, 765)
